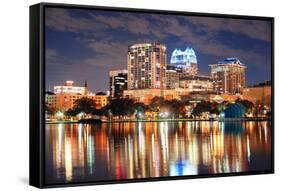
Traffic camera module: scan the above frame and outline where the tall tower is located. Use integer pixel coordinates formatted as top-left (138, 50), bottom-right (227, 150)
top-left (209, 58), bottom-right (246, 95)
top-left (127, 43), bottom-right (167, 93)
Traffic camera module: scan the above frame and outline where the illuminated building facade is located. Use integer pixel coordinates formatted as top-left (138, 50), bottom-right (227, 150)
top-left (109, 70), bottom-right (128, 98)
top-left (91, 95), bottom-right (109, 109)
top-left (46, 92), bottom-right (84, 111)
top-left (46, 80), bottom-right (108, 111)
top-left (166, 69), bottom-right (180, 89)
top-left (170, 47), bottom-right (198, 75)
top-left (243, 81), bottom-right (271, 109)
top-left (127, 43), bottom-right (167, 91)
top-left (209, 58), bottom-right (246, 95)
top-left (54, 80), bottom-right (89, 95)
top-left (124, 89), bottom-right (180, 104)
top-left (46, 93), bottom-right (108, 111)
top-left (179, 75), bottom-right (214, 93)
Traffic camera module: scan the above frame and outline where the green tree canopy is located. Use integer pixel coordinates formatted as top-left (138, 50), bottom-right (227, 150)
top-left (45, 104), bottom-right (56, 115)
top-left (192, 101), bottom-right (213, 116)
top-left (107, 98), bottom-right (135, 117)
top-left (73, 97), bottom-right (96, 114)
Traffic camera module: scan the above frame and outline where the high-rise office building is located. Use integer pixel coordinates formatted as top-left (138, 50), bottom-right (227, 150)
top-left (209, 58), bottom-right (246, 95)
top-left (109, 69), bottom-right (128, 98)
top-left (127, 43), bottom-right (167, 91)
top-left (170, 47), bottom-right (198, 76)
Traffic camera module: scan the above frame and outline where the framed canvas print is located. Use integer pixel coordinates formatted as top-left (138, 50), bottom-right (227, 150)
top-left (29, 2), bottom-right (274, 188)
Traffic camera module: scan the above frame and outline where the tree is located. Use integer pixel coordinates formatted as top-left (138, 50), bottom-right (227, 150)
top-left (235, 98), bottom-right (254, 113)
top-left (149, 96), bottom-right (165, 112)
top-left (134, 102), bottom-right (146, 114)
top-left (192, 101), bottom-right (213, 118)
top-left (73, 97), bottom-right (96, 115)
top-left (45, 104), bottom-right (55, 115)
top-left (163, 99), bottom-right (185, 118)
top-left (107, 98), bottom-right (135, 118)
top-left (65, 108), bottom-right (79, 117)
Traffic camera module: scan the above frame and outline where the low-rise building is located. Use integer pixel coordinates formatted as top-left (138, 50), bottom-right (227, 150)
top-left (91, 95), bottom-right (108, 109)
top-left (179, 75), bottom-right (214, 93)
top-left (124, 89), bottom-right (180, 104)
top-left (243, 83), bottom-right (271, 109)
top-left (45, 92), bottom-right (84, 111)
top-left (54, 80), bottom-right (90, 95)
top-left (45, 93), bottom-right (108, 111)
top-left (166, 69), bottom-right (180, 89)
top-left (46, 80), bottom-right (109, 112)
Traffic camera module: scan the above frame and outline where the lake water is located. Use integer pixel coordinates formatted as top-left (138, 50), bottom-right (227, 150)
top-left (45, 121), bottom-right (272, 185)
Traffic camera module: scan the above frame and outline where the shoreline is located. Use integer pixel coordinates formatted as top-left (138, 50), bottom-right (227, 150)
top-left (46, 117), bottom-right (271, 124)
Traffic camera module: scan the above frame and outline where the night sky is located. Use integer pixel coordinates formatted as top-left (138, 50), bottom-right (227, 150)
top-left (45, 7), bottom-right (272, 93)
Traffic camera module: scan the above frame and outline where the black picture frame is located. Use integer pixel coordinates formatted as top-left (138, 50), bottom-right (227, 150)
top-left (30, 2), bottom-right (274, 188)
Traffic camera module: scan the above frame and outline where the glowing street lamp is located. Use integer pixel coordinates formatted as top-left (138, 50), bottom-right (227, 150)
top-left (138, 112), bottom-right (143, 117)
top-left (56, 111), bottom-right (64, 120)
top-left (78, 112), bottom-right (85, 119)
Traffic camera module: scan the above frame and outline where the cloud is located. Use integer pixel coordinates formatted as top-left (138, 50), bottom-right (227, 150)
top-left (45, 7), bottom-right (271, 86)
top-left (46, 48), bottom-right (58, 62)
top-left (146, 14), bottom-right (270, 65)
top-left (186, 16), bottom-right (271, 42)
top-left (91, 12), bottom-right (168, 39)
top-left (45, 8), bottom-right (271, 58)
top-left (45, 48), bottom-right (82, 68)
top-left (78, 38), bottom-right (128, 70)
top-left (45, 8), bottom-right (108, 33)
top-left (90, 13), bottom-right (124, 29)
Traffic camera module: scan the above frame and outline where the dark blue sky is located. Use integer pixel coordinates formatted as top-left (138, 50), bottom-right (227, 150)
top-left (45, 7), bottom-right (272, 92)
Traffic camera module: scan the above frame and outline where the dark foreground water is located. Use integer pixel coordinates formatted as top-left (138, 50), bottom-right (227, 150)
top-left (45, 121), bottom-right (272, 185)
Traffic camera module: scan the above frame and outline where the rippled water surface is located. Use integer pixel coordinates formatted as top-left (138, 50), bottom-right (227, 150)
top-left (45, 121), bottom-right (271, 184)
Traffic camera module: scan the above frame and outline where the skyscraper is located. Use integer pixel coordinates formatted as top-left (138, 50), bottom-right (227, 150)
top-left (170, 47), bottom-right (198, 76)
top-left (109, 69), bottom-right (128, 98)
top-left (209, 58), bottom-right (246, 95)
top-left (127, 43), bottom-right (167, 91)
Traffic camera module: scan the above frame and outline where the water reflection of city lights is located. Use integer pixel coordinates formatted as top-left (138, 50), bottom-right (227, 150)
top-left (46, 121), bottom-right (271, 183)
top-left (247, 135), bottom-right (251, 162)
top-left (169, 160), bottom-right (198, 176)
top-left (65, 133), bottom-right (72, 182)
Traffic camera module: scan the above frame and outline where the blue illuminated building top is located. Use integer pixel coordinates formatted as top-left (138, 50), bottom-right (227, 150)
top-left (218, 57), bottom-right (244, 65)
top-left (170, 47), bottom-right (197, 67)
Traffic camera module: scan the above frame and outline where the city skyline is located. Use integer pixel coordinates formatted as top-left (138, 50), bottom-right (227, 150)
top-left (45, 7), bottom-right (272, 92)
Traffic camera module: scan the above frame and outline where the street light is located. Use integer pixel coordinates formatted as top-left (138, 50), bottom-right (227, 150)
top-left (56, 111), bottom-right (64, 120)
top-left (78, 112), bottom-right (84, 119)
top-left (138, 112), bottom-right (143, 118)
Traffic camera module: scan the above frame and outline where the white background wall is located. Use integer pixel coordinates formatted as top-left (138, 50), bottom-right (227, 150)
top-left (0, 0), bottom-right (279, 190)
